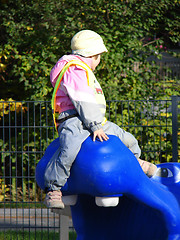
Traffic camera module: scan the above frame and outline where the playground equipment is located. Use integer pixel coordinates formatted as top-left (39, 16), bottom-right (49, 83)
top-left (36, 135), bottom-right (180, 240)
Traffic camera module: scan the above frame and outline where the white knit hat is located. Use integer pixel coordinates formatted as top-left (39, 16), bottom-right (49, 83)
top-left (71, 30), bottom-right (108, 57)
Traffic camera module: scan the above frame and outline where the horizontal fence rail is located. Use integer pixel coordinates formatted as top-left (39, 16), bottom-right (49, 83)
top-left (0, 96), bottom-right (179, 239)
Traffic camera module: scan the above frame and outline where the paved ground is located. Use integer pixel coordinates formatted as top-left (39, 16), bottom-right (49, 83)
top-left (0, 207), bottom-right (72, 231)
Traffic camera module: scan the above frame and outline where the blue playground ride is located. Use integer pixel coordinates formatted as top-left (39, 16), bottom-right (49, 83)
top-left (36, 135), bottom-right (180, 240)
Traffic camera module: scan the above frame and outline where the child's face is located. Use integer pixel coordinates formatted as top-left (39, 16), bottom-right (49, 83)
top-left (91, 55), bottom-right (101, 71)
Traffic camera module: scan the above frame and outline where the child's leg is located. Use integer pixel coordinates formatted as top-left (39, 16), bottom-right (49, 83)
top-left (103, 121), bottom-right (141, 158)
top-left (103, 121), bottom-right (157, 177)
top-left (44, 117), bottom-right (90, 208)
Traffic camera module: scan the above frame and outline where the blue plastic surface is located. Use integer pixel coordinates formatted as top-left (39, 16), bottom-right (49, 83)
top-left (36, 135), bottom-right (180, 240)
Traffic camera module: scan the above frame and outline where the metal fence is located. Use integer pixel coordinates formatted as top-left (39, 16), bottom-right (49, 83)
top-left (0, 96), bottom-right (179, 239)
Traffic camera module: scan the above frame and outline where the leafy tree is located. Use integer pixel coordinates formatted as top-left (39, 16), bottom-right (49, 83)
top-left (0, 0), bottom-right (179, 101)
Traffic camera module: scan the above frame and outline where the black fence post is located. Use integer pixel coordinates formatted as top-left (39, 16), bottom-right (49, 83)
top-left (172, 95), bottom-right (179, 162)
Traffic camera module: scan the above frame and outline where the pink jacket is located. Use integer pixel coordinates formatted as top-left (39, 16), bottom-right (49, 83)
top-left (50, 55), bottom-right (105, 132)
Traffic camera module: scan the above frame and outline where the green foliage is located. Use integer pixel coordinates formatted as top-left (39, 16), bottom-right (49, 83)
top-left (0, 230), bottom-right (77, 240)
top-left (0, 179), bottom-right (10, 201)
top-left (106, 99), bottom-right (175, 163)
top-left (0, 0), bottom-right (180, 101)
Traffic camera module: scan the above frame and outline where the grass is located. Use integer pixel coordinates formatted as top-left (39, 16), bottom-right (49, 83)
top-left (0, 202), bottom-right (44, 209)
top-left (0, 230), bottom-right (77, 240)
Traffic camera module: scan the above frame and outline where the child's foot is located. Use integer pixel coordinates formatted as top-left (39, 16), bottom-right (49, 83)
top-left (44, 190), bottom-right (65, 209)
top-left (138, 159), bottom-right (157, 178)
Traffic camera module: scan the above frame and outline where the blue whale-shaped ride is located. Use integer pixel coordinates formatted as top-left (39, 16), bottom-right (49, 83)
top-left (35, 135), bottom-right (180, 240)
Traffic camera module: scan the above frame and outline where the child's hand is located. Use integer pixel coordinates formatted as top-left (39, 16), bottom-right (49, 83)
top-left (93, 129), bottom-right (109, 142)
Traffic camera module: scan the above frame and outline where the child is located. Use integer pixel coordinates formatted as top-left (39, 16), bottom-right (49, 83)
top-left (44, 30), bottom-right (157, 209)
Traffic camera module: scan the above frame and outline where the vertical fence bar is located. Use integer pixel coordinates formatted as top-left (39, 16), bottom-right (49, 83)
top-left (172, 95), bottom-right (179, 162)
top-left (60, 215), bottom-right (69, 240)
top-left (2, 102), bottom-right (6, 240)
